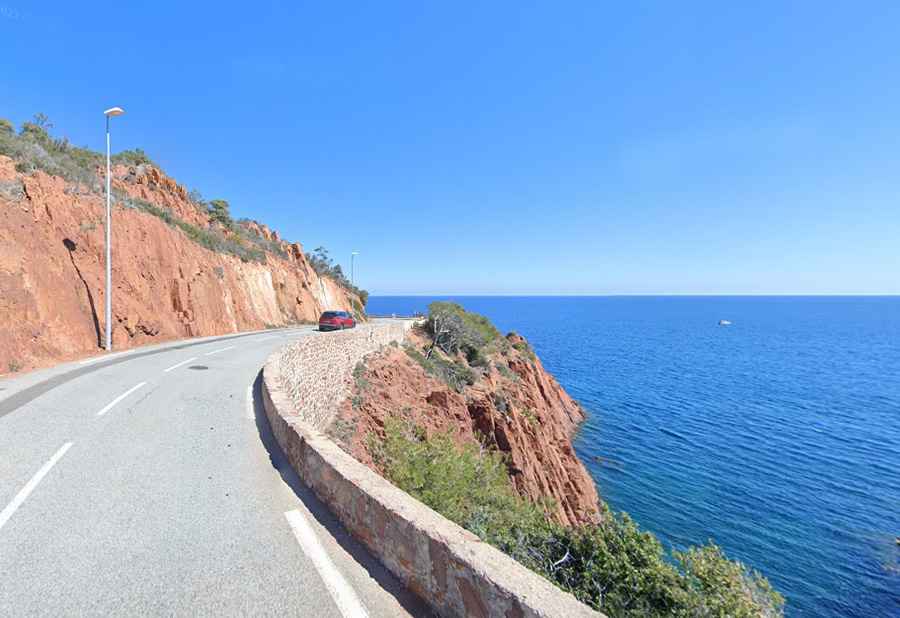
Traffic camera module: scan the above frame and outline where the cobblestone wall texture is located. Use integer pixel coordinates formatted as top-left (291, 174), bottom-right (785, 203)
top-left (277, 320), bottom-right (414, 430)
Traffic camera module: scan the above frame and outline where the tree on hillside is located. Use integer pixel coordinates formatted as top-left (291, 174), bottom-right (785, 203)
top-left (32, 113), bottom-right (53, 130)
top-left (207, 199), bottom-right (232, 226)
top-left (424, 302), bottom-right (499, 360)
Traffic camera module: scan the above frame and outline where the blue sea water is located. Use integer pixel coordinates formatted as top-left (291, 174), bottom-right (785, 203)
top-left (367, 296), bottom-right (900, 617)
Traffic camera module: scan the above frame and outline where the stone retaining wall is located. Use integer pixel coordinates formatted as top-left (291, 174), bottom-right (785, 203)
top-left (277, 320), bottom-right (414, 430)
top-left (263, 320), bottom-right (602, 618)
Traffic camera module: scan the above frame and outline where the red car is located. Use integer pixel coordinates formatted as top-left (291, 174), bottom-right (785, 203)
top-left (318, 310), bottom-right (356, 331)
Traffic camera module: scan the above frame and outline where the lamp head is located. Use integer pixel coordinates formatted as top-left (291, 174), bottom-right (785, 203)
top-left (104, 107), bottom-right (125, 117)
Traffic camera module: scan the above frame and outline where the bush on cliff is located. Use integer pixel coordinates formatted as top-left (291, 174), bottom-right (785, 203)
top-left (207, 199), bottom-right (234, 227)
top-left (403, 343), bottom-right (475, 392)
top-left (0, 114), bottom-right (103, 190)
top-left (111, 148), bottom-right (155, 167)
top-left (424, 302), bottom-right (500, 360)
top-left (1, 115), bottom-right (157, 186)
top-left (374, 417), bottom-right (784, 618)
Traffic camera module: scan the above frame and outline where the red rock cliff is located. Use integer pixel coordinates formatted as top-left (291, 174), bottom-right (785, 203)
top-left (0, 156), bottom-right (360, 372)
top-left (331, 330), bottom-right (601, 527)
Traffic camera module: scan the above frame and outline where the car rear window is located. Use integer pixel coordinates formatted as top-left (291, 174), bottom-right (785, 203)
top-left (321, 312), bottom-right (339, 318)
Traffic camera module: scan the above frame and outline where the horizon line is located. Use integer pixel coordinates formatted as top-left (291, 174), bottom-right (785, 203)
top-left (367, 293), bottom-right (900, 298)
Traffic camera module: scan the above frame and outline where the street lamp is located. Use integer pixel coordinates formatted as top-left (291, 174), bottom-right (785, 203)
top-left (351, 251), bottom-right (360, 287)
top-left (103, 106), bottom-right (124, 351)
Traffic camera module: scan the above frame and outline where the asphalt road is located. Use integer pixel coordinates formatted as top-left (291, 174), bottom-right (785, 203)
top-left (0, 325), bottom-right (426, 617)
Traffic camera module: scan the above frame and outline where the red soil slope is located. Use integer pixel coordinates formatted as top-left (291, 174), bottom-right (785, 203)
top-left (331, 332), bottom-right (601, 527)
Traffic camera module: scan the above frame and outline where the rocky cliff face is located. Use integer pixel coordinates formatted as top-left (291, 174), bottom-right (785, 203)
top-left (0, 156), bottom-right (359, 372)
top-left (330, 330), bottom-right (601, 527)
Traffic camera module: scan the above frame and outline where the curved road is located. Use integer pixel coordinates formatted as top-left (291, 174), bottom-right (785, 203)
top-left (0, 326), bottom-right (425, 617)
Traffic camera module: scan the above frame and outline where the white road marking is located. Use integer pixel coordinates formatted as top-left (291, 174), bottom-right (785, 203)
top-left (163, 356), bottom-right (198, 373)
top-left (79, 350), bottom-right (130, 365)
top-left (0, 442), bottom-right (73, 533)
top-left (245, 385), bottom-right (255, 420)
top-left (96, 382), bottom-right (147, 417)
top-left (204, 346), bottom-right (236, 356)
top-left (284, 510), bottom-right (369, 618)
top-left (254, 334), bottom-right (279, 342)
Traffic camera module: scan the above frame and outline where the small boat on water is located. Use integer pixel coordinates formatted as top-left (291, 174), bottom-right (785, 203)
top-left (718, 319), bottom-right (732, 326)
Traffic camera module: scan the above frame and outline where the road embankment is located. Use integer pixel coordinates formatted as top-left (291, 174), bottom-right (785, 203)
top-left (261, 320), bottom-right (601, 618)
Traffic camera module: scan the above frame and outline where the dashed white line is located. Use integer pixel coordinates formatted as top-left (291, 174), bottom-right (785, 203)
top-left (245, 385), bottom-right (255, 420)
top-left (0, 442), bottom-right (73, 533)
top-left (163, 357), bottom-right (198, 373)
top-left (204, 346), bottom-right (236, 356)
top-left (96, 382), bottom-right (147, 417)
top-left (284, 509), bottom-right (368, 618)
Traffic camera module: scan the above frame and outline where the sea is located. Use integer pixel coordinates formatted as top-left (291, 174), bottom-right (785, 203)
top-left (367, 296), bottom-right (900, 617)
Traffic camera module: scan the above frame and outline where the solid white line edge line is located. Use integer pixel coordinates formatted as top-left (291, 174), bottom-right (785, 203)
top-left (96, 382), bottom-right (147, 417)
top-left (284, 509), bottom-right (369, 618)
top-left (204, 346), bottom-right (236, 356)
top-left (245, 385), bottom-right (255, 420)
top-left (79, 350), bottom-right (130, 365)
top-left (163, 357), bottom-right (198, 373)
top-left (0, 442), bottom-right (73, 533)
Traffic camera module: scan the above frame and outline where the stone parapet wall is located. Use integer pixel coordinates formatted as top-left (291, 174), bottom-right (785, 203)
top-left (265, 320), bottom-right (602, 618)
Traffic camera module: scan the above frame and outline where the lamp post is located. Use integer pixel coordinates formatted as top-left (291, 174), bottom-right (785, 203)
top-left (351, 251), bottom-right (359, 287)
top-left (103, 107), bottom-right (124, 351)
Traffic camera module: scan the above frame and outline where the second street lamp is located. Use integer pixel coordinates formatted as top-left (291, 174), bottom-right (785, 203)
top-left (351, 251), bottom-right (360, 287)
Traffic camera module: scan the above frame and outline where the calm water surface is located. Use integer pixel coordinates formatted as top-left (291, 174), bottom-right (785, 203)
top-left (368, 296), bottom-right (900, 617)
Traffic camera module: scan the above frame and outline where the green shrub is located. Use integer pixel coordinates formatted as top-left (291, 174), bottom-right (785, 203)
top-left (522, 408), bottom-right (537, 425)
top-left (0, 118), bottom-right (13, 135)
top-left (373, 418), bottom-right (546, 530)
top-left (465, 345), bottom-right (489, 368)
top-left (403, 343), bottom-right (474, 392)
top-left (0, 115), bottom-right (102, 190)
top-left (188, 188), bottom-right (206, 206)
top-left (356, 288), bottom-right (369, 307)
top-left (510, 334), bottom-right (537, 361)
top-left (111, 148), bottom-right (154, 167)
top-left (495, 361), bottom-right (518, 381)
top-left (353, 361), bottom-right (370, 391)
top-left (373, 419), bottom-right (784, 618)
top-left (424, 302), bottom-right (500, 359)
top-left (207, 199), bottom-right (233, 227)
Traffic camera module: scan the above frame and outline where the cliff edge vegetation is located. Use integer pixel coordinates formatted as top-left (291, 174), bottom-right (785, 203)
top-left (332, 302), bottom-right (784, 617)
top-left (0, 114), bottom-right (366, 372)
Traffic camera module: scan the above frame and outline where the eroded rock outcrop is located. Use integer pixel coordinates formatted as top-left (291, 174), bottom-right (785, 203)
top-left (0, 156), bottom-right (359, 372)
top-left (331, 330), bottom-right (601, 527)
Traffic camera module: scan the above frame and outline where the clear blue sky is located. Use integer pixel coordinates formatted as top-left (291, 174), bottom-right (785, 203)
top-left (2, 2), bottom-right (898, 294)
